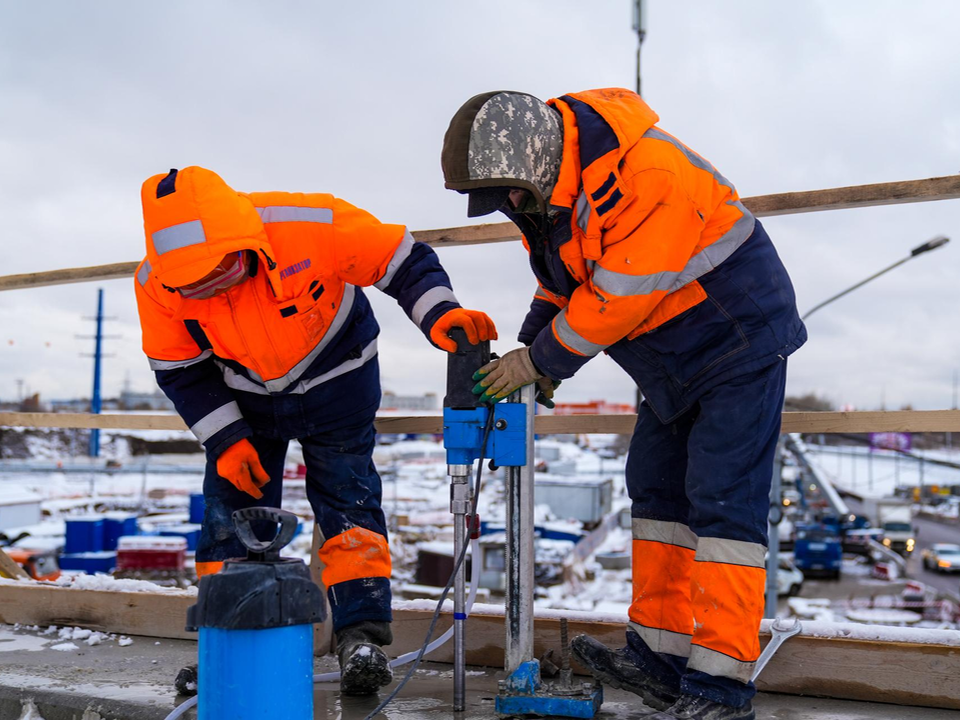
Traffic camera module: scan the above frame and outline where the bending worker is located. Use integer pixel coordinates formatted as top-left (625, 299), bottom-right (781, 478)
top-left (134, 166), bottom-right (496, 696)
top-left (442, 89), bottom-right (805, 720)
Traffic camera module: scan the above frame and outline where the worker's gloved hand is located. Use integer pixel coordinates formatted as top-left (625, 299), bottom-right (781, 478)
top-left (216, 438), bottom-right (270, 499)
top-left (472, 346), bottom-right (543, 404)
top-left (430, 308), bottom-right (498, 352)
top-left (535, 377), bottom-right (561, 409)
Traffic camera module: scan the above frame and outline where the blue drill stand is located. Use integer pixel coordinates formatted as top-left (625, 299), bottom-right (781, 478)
top-left (442, 331), bottom-right (602, 718)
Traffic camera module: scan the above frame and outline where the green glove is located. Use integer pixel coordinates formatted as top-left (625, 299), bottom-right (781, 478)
top-left (472, 347), bottom-right (543, 404)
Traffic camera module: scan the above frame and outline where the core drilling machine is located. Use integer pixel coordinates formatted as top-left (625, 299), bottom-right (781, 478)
top-left (443, 330), bottom-right (603, 718)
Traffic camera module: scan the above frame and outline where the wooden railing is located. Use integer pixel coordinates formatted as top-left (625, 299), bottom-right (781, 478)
top-left (3, 409), bottom-right (960, 435)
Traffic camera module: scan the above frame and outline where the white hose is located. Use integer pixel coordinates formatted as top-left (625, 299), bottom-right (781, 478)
top-left (164, 536), bottom-right (482, 719)
top-left (313, 535), bottom-right (482, 683)
top-left (165, 694), bottom-right (196, 720)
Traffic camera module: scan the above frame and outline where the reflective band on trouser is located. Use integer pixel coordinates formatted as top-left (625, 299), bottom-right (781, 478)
top-left (152, 219), bottom-right (206, 255)
top-left (374, 230), bottom-right (415, 291)
top-left (628, 622), bottom-right (692, 658)
top-left (411, 286), bottom-right (458, 328)
top-left (190, 401), bottom-right (244, 444)
top-left (688, 537), bottom-right (766, 683)
top-left (318, 526), bottom-right (392, 587)
top-left (553, 309), bottom-right (607, 357)
top-left (196, 561), bottom-right (224, 578)
top-left (148, 349), bottom-right (213, 371)
top-left (628, 519), bottom-right (697, 657)
top-left (255, 206), bottom-right (333, 224)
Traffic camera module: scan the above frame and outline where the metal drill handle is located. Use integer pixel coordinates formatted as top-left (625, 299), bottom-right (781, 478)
top-left (444, 327), bottom-right (491, 409)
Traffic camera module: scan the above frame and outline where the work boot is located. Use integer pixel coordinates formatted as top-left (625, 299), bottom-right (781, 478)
top-left (174, 663), bottom-right (198, 696)
top-left (648, 695), bottom-right (755, 719)
top-left (571, 634), bottom-right (679, 711)
top-left (337, 620), bottom-right (394, 696)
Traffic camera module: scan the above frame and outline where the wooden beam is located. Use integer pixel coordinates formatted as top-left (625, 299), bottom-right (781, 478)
top-left (0, 262), bottom-right (140, 292)
top-left (780, 409), bottom-right (960, 434)
top-left (5, 409), bottom-right (960, 435)
top-left (0, 176), bottom-right (956, 291)
top-left (1, 582), bottom-right (957, 709)
top-left (0, 582), bottom-right (195, 639)
top-left (745, 175), bottom-right (960, 217)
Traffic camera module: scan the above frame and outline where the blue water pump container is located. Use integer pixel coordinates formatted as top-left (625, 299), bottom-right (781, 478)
top-left (186, 508), bottom-right (324, 719)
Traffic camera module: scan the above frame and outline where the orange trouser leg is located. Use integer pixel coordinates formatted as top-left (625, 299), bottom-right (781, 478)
top-left (688, 537), bottom-right (767, 683)
top-left (317, 526), bottom-right (392, 587)
top-left (628, 519), bottom-right (697, 657)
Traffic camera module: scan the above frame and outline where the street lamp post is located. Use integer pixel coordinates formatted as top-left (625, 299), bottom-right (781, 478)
top-left (802, 235), bottom-right (949, 321)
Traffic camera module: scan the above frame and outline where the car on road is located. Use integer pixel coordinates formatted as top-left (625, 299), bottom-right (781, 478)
top-left (921, 543), bottom-right (960, 573)
top-left (777, 556), bottom-right (804, 596)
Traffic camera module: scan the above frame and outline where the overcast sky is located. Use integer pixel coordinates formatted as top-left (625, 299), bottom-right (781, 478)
top-left (1, 1), bottom-right (959, 411)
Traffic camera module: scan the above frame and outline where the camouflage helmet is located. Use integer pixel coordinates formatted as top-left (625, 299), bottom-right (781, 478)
top-left (442, 91), bottom-right (563, 216)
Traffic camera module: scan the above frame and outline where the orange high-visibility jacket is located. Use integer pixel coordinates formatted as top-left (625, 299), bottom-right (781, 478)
top-left (514, 89), bottom-right (804, 406)
top-left (135, 167), bottom-right (462, 455)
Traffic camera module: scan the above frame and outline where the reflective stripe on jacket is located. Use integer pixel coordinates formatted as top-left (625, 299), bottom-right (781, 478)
top-left (135, 167), bottom-right (460, 454)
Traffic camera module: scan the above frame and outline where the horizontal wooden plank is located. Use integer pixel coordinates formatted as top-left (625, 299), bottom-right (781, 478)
top-left (4, 410), bottom-right (960, 435)
top-left (0, 582), bottom-right (195, 640)
top-left (0, 582), bottom-right (956, 709)
top-left (0, 262), bottom-right (140, 292)
top-left (0, 412), bottom-right (188, 431)
top-left (746, 174), bottom-right (960, 217)
top-left (780, 409), bottom-right (960, 433)
top-left (1, 176), bottom-right (957, 291)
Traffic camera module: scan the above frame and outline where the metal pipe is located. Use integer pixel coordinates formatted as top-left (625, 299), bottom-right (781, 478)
top-left (448, 463), bottom-right (471, 711)
top-left (505, 385), bottom-right (536, 672)
top-left (764, 437), bottom-right (785, 618)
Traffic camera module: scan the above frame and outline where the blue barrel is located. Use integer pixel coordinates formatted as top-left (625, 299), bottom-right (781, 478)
top-left (103, 515), bottom-right (139, 551)
top-left (198, 626), bottom-right (314, 718)
top-left (186, 507), bottom-right (323, 720)
top-left (65, 517), bottom-right (105, 554)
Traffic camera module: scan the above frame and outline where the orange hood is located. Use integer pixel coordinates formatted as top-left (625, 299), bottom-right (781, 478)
top-left (141, 166), bottom-right (275, 288)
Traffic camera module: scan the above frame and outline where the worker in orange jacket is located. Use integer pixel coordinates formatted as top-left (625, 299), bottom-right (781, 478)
top-left (135, 166), bottom-right (496, 696)
top-left (443, 90), bottom-right (806, 720)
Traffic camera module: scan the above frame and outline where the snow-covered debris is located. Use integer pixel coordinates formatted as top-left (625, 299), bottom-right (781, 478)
top-left (118, 636), bottom-right (133, 647)
top-left (48, 642), bottom-right (79, 651)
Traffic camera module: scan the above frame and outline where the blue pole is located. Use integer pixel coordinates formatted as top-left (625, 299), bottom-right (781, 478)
top-left (89, 288), bottom-right (103, 457)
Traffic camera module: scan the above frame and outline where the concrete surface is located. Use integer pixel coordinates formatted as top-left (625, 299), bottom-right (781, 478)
top-left (1, 625), bottom-right (957, 719)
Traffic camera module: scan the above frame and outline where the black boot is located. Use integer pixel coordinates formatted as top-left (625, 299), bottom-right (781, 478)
top-left (571, 634), bottom-right (679, 711)
top-left (649, 695), bottom-right (755, 720)
top-left (337, 620), bottom-right (394, 696)
top-left (174, 663), bottom-right (198, 696)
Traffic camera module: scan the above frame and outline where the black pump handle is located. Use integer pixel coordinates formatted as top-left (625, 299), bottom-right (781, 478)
top-left (232, 507), bottom-right (299, 560)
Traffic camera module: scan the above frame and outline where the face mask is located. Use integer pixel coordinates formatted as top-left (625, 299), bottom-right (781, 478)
top-left (178, 252), bottom-right (249, 300)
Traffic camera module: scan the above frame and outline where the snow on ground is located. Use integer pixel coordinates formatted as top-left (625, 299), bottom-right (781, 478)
top-left (803, 444), bottom-right (960, 499)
